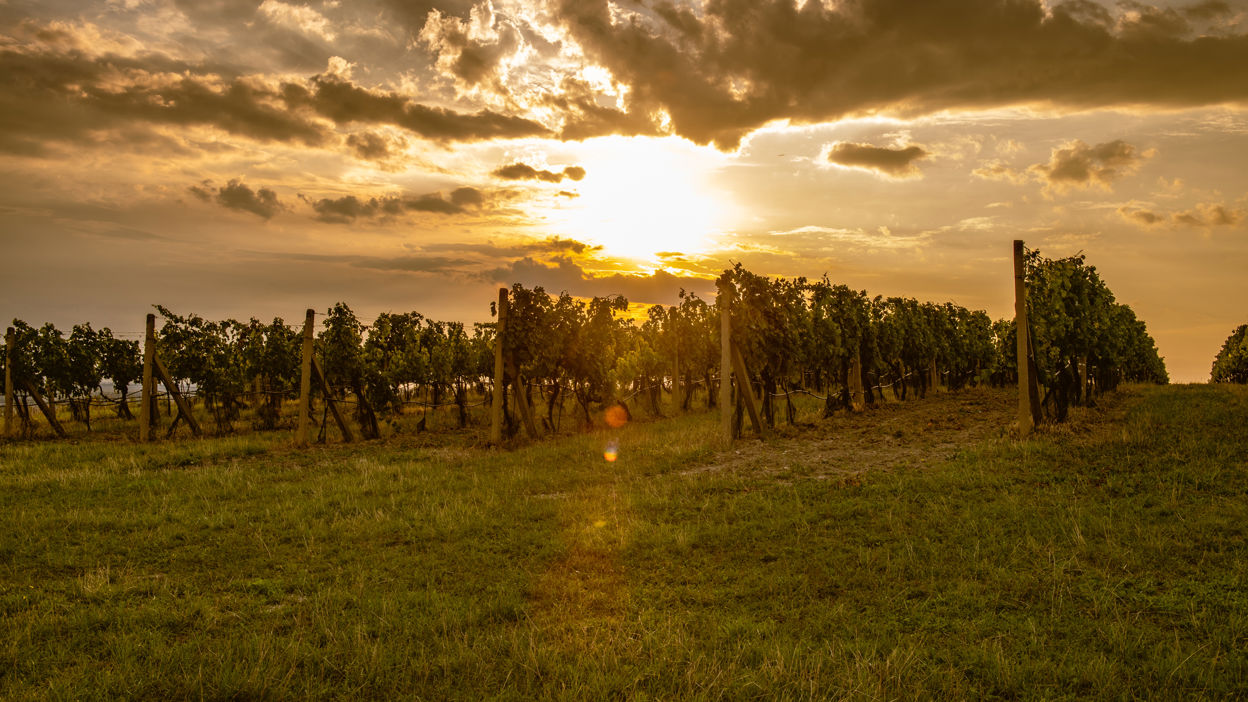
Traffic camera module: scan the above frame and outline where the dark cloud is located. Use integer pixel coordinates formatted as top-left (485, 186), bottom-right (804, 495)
top-left (546, 76), bottom-right (665, 141)
top-left (553, 0), bottom-right (1248, 148)
top-left (0, 45), bottom-right (330, 155)
top-left (825, 142), bottom-right (929, 178)
top-left (1118, 202), bottom-right (1243, 227)
top-left (0, 27), bottom-right (549, 157)
top-left (492, 162), bottom-right (587, 183)
top-left (450, 186), bottom-right (485, 207)
top-left (346, 131), bottom-right (407, 162)
top-left (303, 187), bottom-right (501, 223)
top-left (1174, 203), bottom-right (1244, 227)
top-left (481, 255), bottom-right (714, 305)
top-left (307, 194), bottom-right (460, 222)
top-left (422, 236), bottom-right (602, 258)
top-left (419, 5), bottom-right (522, 88)
top-left (1030, 139), bottom-right (1149, 191)
top-left (190, 179), bottom-right (284, 219)
top-left (1118, 206), bottom-right (1165, 225)
top-left (253, 250), bottom-right (471, 274)
top-left (281, 73), bottom-right (551, 142)
top-left (1183, 1), bottom-right (1232, 21)
top-left (351, 255), bottom-right (474, 273)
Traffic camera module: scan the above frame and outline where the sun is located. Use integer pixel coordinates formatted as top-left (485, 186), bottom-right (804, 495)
top-left (552, 136), bottom-right (733, 262)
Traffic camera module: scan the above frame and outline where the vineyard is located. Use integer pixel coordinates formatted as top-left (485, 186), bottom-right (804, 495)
top-left (1, 244), bottom-right (1167, 444)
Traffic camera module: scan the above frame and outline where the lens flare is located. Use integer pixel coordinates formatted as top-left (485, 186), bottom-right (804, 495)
top-left (605, 404), bottom-right (629, 428)
top-left (604, 440), bottom-right (619, 462)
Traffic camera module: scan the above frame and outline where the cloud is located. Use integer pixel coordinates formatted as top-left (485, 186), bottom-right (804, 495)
top-left (1174, 203), bottom-right (1244, 227)
top-left (254, 250), bottom-right (471, 274)
top-left (258, 0), bottom-right (337, 42)
top-left (190, 179), bottom-right (284, 219)
top-left (972, 159), bottom-right (1030, 184)
top-left (306, 192), bottom-right (468, 223)
top-left (449, 186), bottom-right (485, 208)
top-left (421, 236), bottom-right (602, 258)
top-left (419, 2), bottom-right (522, 88)
top-left (281, 73), bottom-right (551, 142)
top-left (1030, 139), bottom-right (1151, 193)
top-left (1183, 1), bottom-right (1233, 21)
top-left (491, 162), bottom-right (587, 183)
top-left (480, 255), bottom-right (714, 305)
top-left (346, 131), bottom-right (408, 163)
top-left (0, 31), bottom-right (550, 157)
top-left (1118, 206), bottom-right (1166, 226)
top-left (824, 142), bottom-right (929, 178)
top-left (0, 45), bottom-right (331, 155)
top-left (1118, 201), bottom-right (1243, 227)
top-left (553, 0), bottom-right (1248, 148)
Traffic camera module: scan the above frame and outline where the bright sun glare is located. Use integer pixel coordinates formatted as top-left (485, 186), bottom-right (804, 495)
top-left (553, 136), bottom-right (732, 262)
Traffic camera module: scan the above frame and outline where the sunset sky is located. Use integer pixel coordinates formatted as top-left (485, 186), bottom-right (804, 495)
top-left (2, 0), bottom-right (1246, 382)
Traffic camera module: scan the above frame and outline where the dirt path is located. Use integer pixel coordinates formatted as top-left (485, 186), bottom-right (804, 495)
top-left (688, 386), bottom-right (1134, 481)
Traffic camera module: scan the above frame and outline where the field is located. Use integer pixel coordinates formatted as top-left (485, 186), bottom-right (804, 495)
top-left (2, 384), bottom-right (1246, 699)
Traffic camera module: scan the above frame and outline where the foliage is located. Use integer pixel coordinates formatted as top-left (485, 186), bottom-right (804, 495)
top-left (1210, 324), bottom-right (1248, 383)
top-left (1024, 249), bottom-right (1167, 419)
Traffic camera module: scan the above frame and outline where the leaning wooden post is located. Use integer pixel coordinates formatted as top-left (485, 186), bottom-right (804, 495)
top-left (718, 280), bottom-right (733, 442)
top-left (296, 308), bottom-right (314, 447)
top-left (4, 327), bottom-right (14, 438)
top-left (489, 288), bottom-right (507, 444)
top-left (1014, 240), bottom-right (1035, 436)
top-left (139, 313), bottom-right (155, 442)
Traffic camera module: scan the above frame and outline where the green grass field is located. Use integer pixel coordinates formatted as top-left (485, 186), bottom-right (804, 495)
top-left (2, 384), bottom-right (1245, 699)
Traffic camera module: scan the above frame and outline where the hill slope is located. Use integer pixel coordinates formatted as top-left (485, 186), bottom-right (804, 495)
top-left (1, 384), bottom-right (1245, 698)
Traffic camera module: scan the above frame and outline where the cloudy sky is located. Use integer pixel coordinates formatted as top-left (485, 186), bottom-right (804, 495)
top-left (2, 0), bottom-right (1246, 382)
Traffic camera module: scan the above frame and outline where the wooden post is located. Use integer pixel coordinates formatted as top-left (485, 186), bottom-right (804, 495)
top-left (152, 356), bottom-right (201, 436)
top-left (490, 289), bottom-right (507, 444)
top-left (673, 340), bottom-right (681, 404)
top-left (22, 380), bottom-right (66, 437)
top-left (296, 308), bottom-right (314, 447)
top-left (730, 342), bottom-right (767, 436)
top-left (1014, 240), bottom-right (1036, 435)
top-left (4, 327), bottom-right (13, 438)
top-left (311, 356), bottom-right (353, 442)
top-left (718, 280), bottom-right (733, 442)
top-left (140, 313), bottom-right (155, 442)
top-left (848, 344), bottom-right (865, 413)
top-left (514, 374), bottom-right (539, 438)
top-left (1078, 356), bottom-right (1089, 404)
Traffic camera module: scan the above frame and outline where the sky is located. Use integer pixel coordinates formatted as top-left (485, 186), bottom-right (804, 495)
top-left (2, 0), bottom-right (1246, 383)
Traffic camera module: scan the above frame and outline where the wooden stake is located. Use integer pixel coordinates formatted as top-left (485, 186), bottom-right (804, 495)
top-left (1014, 240), bottom-right (1037, 435)
top-left (152, 355), bottom-right (201, 436)
top-left (673, 338), bottom-right (681, 403)
top-left (490, 288), bottom-right (507, 444)
top-left (296, 308), bottom-right (314, 447)
top-left (730, 341), bottom-right (767, 437)
top-left (4, 327), bottom-right (13, 438)
top-left (848, 344), bottom-right (865, 413)
top-left (311, 356), bottom-right (353, 442)
top-left (22, 380), bottom-right (65, 437)
top-left (718, 280), bottom-right (733, 442)
top-left (514, 374), bottom-right (539, 438)
top-left (140, 313), bottom-right (155, 442)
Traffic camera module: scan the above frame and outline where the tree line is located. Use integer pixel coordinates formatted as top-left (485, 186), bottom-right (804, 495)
top-left (1, 253), bottom-right (1168, 439)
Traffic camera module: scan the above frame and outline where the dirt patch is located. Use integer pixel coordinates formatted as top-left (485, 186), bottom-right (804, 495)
top-left (684, 386), bottom-right (1136, 482)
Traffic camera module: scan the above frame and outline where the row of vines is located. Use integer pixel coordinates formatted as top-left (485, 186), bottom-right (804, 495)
top-left (1, 249), bottom-right (1167, 441)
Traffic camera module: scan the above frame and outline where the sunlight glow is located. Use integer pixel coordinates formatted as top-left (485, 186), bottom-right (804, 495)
top-left (552, 136), bottom-right (734, 261)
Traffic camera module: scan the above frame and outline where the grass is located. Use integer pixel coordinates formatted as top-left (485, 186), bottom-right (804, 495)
top-left (1, 384), bottom-right (1245, 699)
